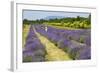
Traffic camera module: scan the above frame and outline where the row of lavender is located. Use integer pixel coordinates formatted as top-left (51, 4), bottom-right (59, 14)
top-left (34, 24), bottom-right (91, 60)
top-left (23, 25), bottom-right (47, 62)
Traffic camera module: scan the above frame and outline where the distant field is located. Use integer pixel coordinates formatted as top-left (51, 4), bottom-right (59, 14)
top-left (45, 24), bottom-right (81, 30)
top-left (43, 22), bottom-right (91, 29)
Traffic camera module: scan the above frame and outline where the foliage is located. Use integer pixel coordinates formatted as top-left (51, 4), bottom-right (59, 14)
top-left (23, 15), bottom-right (91, 29)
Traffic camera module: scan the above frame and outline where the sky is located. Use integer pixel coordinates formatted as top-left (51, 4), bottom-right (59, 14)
top-left (23, 10), bottom-right (90, 20)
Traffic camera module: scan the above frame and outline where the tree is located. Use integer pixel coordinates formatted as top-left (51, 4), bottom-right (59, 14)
top-left (76, 16), bottom-right (80, 21)
top-left (23, 19), bottom-right (29, 24)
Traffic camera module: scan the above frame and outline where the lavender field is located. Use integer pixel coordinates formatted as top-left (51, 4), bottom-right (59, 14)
top-left (22, 10), bottom-right (91, 62)
top-left (23, 24), bottom-right (91, 62)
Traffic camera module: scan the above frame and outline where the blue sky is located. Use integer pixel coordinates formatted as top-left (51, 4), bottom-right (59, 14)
top-left (23, 10), bottom-right (90, 20)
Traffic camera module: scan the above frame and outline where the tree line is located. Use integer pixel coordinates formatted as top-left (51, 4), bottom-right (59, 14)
top-left (23, 15), bottom-right (91, 29)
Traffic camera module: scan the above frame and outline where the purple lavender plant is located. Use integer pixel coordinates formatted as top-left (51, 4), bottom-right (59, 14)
top-left (23, 25), bottom-right (47, 62)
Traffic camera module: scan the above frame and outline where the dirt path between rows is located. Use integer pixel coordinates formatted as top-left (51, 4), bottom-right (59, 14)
top-left (33, 27), bottom-right (71, 61)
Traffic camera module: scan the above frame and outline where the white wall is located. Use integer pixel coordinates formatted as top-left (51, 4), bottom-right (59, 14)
top-left (0, 0), bottom-right (100, 73)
